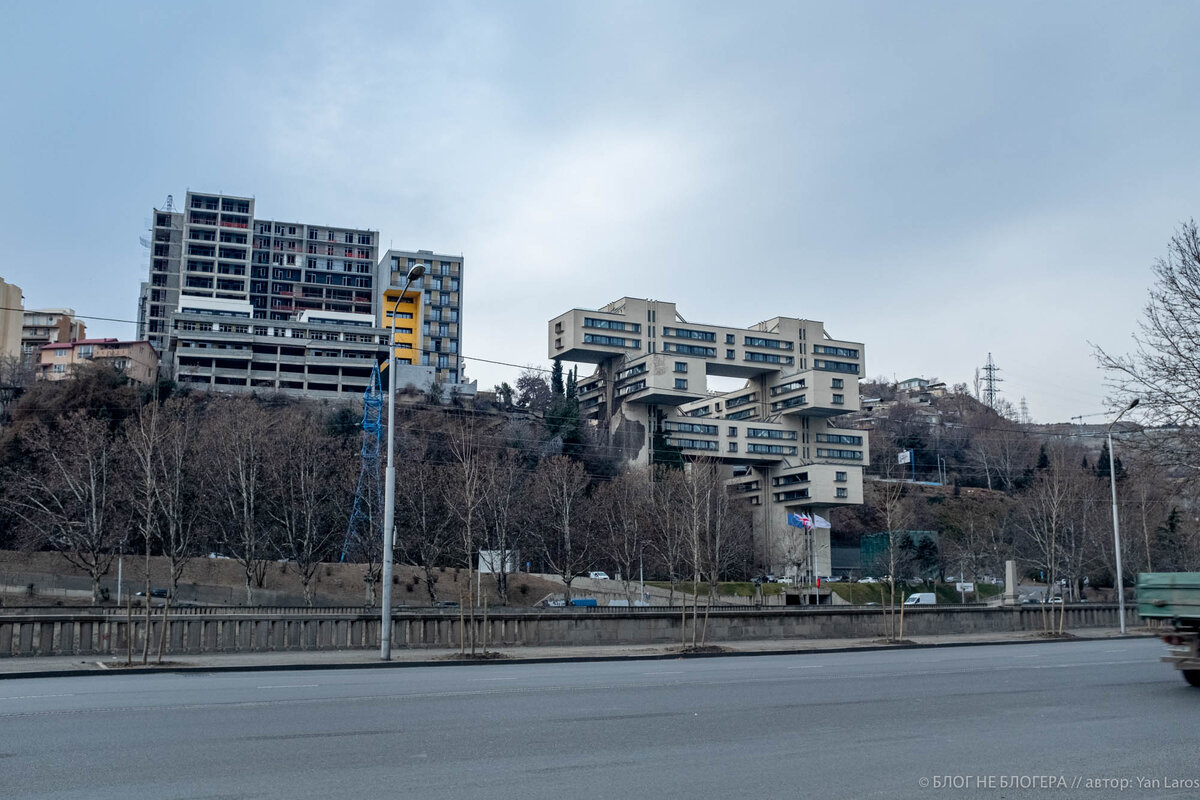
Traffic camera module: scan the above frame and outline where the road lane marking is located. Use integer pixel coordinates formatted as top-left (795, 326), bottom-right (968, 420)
top-left (1, 694), bottom-right (74, 701)
top-left (256, 684), bottom-right (319, 689)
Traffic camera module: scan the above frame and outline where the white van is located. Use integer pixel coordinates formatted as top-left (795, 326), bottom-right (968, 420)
top-left (587, 571), bottom-right (610, 580)
top-left (904, 592), bottom-right (936, 606)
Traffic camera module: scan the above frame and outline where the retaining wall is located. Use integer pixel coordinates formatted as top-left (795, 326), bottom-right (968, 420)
top-left (0, 605), bottom-right (1141, 658)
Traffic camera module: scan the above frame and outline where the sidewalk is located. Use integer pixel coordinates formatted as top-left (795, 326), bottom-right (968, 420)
top-left (0, 627), bottom-right (1155, 680)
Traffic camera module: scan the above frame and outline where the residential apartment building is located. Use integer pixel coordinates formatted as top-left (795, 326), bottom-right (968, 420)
top-left (378, 250), bottom-right (463, 385)
top-left (37, 338), bottom-right (159, 385)
top-left (138, 191), bottom-right (390, 398)
top-left (21, 308), bottom-right (86, 362)
top-left (549, 297), bottom-right (868, 576)
top-left (0, 277), bottom-right (22, 360)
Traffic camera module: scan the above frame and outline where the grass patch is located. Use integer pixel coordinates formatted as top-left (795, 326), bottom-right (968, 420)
top-left (827, 582), bottom-right (1002, 605)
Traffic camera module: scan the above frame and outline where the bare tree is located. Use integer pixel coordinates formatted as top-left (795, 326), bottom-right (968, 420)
top-left (479, 448), bottom-right (526, 605)
top-left (394, 443), bottom-right (456, 605)
top-left (868, 440), bottom-right (916, 640)
top-left (203, 397), bottom-right (273, 604)
top-left (123, 399), bottom-right (163, 662)
top-left (265, 408), bottom-right (346, 606)
top-left (646, 466), bottom-right (689, 606)
top-left (2, 413), bottom-right (120, 604)
top-left (154, 397), bottom-right (203, 596)
top-left (1016, 441), bottom-right (1085, 632)
top-left (593, 468), bottom-right (653, 603)
top-left (1096, 220), bottom-right (1200, 472)
top-left (533, 455), bottom-right (593, 604)
top-left (447, 415), bottom-right (488, 653)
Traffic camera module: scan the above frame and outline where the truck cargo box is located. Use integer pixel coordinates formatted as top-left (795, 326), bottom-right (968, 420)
top-left (1137, 572), bottom-right (1200, 623)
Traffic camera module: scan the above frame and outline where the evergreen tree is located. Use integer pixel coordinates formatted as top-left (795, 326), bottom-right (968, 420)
top-left (566, 366), bottom-right (577, 399)
top-left (550, 359), bottom-right (565, 397)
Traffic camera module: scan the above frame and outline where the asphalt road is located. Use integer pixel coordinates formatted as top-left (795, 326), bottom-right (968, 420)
top-left (1, 639), bottom-right (1197, 800)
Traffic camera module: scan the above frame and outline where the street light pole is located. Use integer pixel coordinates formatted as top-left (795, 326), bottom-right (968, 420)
top-left (1107, 398), bottom-right (1138, 635)
top-left (380, 262), bottom-right (425, 660)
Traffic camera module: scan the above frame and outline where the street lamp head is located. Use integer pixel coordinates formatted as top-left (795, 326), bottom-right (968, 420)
top-left (406, 263), bottom-right (426, 281)
top-left (1127, 398), bottom-right (1140, 411)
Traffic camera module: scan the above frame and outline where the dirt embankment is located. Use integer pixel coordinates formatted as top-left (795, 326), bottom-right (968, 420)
top-left (0, 549), bottom-right (561, 608)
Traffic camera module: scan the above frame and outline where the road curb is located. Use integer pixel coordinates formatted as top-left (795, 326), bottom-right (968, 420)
top-left (0, 632), bottom-right (1156, 681)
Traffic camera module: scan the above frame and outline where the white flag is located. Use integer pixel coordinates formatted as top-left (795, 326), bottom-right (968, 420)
top-left (812, 514), bottom-right (832, 529)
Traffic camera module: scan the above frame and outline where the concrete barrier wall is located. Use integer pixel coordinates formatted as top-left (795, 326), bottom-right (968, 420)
top-left (0, 605), bottom-right (1142, 658)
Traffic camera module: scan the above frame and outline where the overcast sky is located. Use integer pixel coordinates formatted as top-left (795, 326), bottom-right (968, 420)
top-left (2, 1), bottom-right (1197, 423)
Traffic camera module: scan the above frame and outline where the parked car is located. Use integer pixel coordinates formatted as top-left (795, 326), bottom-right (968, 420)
top-left (587, 571), bottom-right (610, 580)
top-left (135, 589), bottom-right (170, 598)
top-left (857, 577), bottom-right (879, 584)
top-left (904, 592), bottom-right (937, 606)
top-left (433, 600), bottom-right (459, 609)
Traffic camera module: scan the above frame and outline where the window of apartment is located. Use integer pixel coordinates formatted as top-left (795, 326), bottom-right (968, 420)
top-left (77, 346), bottom-right (93, 359)
top-left (53, 363), bottom-right (65, 373)
top-left (745, 351), bottom-right (793, 364)
top-left (670, 438), bottom-right (719, 451)
top-left (812, 345), bottom-right (859, 358)
top-left (584, 317), bottom-right (640, 333)
top-left (665, 343), bottom-right (714, 357)
top-left (728, 443), bottom-right (738, 453)
top-left (836, 471), bottom-right (847, 482)
top-left (832, 378), bottom-right (844, 389)
top-left (726, 334), bottom-right (735, 344)
top-left (583, 333), bottom-right (640, 348)
top-left (747, 428), bottom-right (797, 440)
top-left (816, 448), bottom-right (863, 460)
top-left (746, 443), bottom-right (797, 455)
top-left (727, 409), bottom-right (753, 421)
top-left (344, 233), bottom-right (353, 243)
top-left (726, 349), bottom-right (735, 359)
top-left (674, 361), bottom-right (687, 373)
top-left (816, 433), bottom-right (862, 445)
top-left (662, 326), bottom-right (715, 342)
top-left (832, 394), bottom-right (845, 405)
top-left (836, 488), bottom-right (849, 498)
top-left (674, 378), bottom-right (688, 390)
top-left (664, 421), bottom-right (717, 435)
top-left (771, 379), bottom-right (806, 396)
top-left (744, 336), bottom-right (792, 350)
top-left (813, 359), bottom-right (860, 374)
top-left (771, 395), bottom-right (807, 411)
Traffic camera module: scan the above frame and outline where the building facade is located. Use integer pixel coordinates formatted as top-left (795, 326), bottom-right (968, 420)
top-left (138, 191), bottom-right (390, 399)
top-left (21, 308), bottom-right (86, 363)
top-left (549, 297), bottom-right (868, 576)
top-left (0, 277), bottom-right (22, 361)
top-left (378, 250), bottom-right (464, 385)
top-left (37, 338), bottom-right (159, 385)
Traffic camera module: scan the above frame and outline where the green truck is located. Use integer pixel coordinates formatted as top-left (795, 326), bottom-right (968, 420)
top-left (1137, 572), bottom-right (1200, 687)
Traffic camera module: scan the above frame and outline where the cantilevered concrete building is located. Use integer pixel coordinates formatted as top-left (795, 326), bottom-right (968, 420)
top-left (549, 297), bottom-right (868, 577)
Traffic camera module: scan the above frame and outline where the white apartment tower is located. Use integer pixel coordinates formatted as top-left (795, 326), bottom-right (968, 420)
top-left (549, 298), bottom-right (868, 576)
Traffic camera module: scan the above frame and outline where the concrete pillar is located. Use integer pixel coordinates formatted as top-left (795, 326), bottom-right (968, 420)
top-left (1003, 559), bottom-right (1020, 606)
